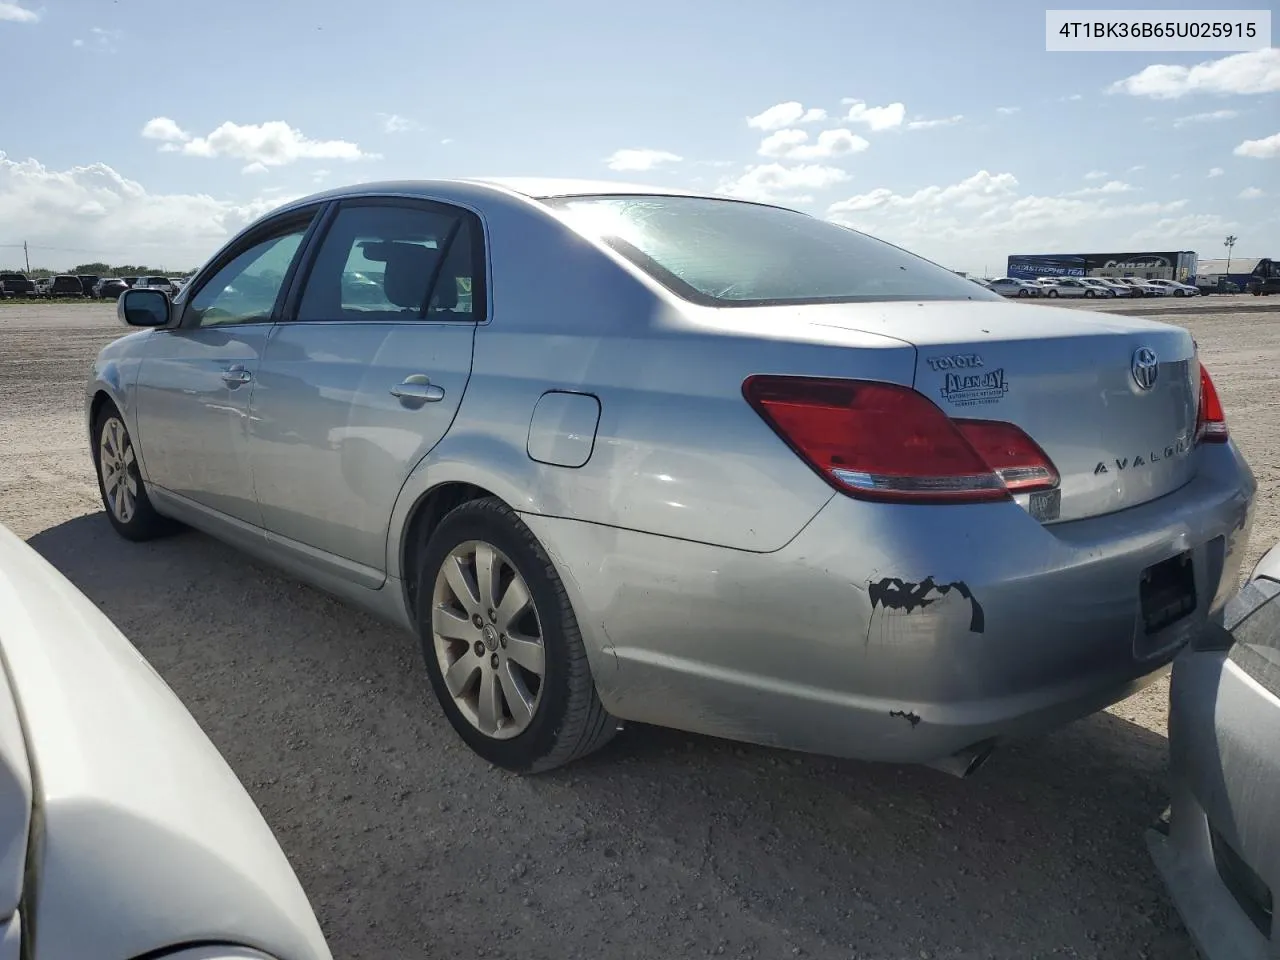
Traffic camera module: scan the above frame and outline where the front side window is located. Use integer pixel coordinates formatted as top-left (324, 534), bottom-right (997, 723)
top-left (295, 202), bottom-right (480, 322)
top-left (545, 194), bottom-right (1001, 306)
top-left (187, 222), bottom-right (310, 327)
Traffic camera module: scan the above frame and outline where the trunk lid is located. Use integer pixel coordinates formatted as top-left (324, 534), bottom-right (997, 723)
top-left (794, 300), bottom-right (1200, 522)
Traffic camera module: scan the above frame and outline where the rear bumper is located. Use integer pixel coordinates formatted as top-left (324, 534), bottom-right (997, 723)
top-left (524, 442), bottom-right (1255, 764)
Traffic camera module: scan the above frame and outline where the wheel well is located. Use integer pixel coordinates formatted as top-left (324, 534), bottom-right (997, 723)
top-left (401, 482), bottom-right (496, 621)
top-left (89, 391), bottom-right (115, 429)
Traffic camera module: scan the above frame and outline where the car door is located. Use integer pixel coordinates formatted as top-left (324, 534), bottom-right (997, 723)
top-left (247, 197), bottom-right (480, 584)
top-left (132, 207), bottom-right (320, 525)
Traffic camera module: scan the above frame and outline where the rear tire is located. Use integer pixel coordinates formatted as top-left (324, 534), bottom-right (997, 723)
top-left (1017, 289), bottom-right (1029, 297)
top-left (92, 405), bottom-right (179, 541)
top-left (1084, 290), bottom-right (1095, 298)
top-left (1047, 289), bottom-right (1059, 298)
top-left (416, 497), bottom-right (617, 773)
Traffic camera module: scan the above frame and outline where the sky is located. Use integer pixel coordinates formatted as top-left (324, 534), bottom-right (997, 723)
top-left (0, 0), bottom-right (1277, 275)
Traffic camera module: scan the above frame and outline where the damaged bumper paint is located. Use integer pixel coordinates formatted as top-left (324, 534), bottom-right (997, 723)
top-left (519, 441), bottom-right (1255, 766)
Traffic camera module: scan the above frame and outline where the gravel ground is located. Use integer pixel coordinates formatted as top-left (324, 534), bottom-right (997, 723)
top-left (2, 301), bottom-right (1277, 960)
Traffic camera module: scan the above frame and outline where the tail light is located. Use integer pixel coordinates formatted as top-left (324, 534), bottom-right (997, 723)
top-left (742, 375), bottom-right (1059, 504)
top-left (1195, 363), bottom-right (1228, 444)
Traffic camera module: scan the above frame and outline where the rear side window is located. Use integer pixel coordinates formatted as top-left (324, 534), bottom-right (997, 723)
top-left (545, 194), bottom-right (1000, 307)
top-left (295, 202), bottom-right (481, 322)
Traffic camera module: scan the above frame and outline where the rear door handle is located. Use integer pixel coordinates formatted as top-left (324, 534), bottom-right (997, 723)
top-left (221, 364), bottom-right (252, 386)
top-left (390, 374), bottom-right (445, 403)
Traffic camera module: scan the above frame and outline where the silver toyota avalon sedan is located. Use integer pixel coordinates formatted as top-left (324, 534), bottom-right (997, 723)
top-left (87, 178), bottom-right (1256, 775)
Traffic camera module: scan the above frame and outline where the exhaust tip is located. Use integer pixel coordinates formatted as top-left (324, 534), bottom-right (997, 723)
top-left (925, 739), bottom-right (997, 779)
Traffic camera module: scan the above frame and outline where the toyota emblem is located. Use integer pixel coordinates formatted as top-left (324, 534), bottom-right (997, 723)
top-left (1131, 347), bottom-right (1159, 391)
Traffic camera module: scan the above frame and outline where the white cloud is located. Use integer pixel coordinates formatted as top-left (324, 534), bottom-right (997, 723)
top-left (822, 168), bottom-right (1218, 275)
top-left (1069, 180), bottom-right (1135, 196)
top-left (141, 116), bottom-right (190, 143)
top-left (1061, 93), bottom-right (1083, 102)
top-left (1108, 47), bottom-right (1280, 99)
top-left (828, 170), bottom-right (1019, 217)
top-left (758, 128), bottom-right (869, 160)
top-left (906, 115), bottom-right (963, 130)
top-left (1239, 186), bottom-right (1265, 199)
top-left (141, 117), bottom-right (376, 167)
top-left (1173, 109), bottom-right (1239, 127)
top-left (1128, 164), bottom-right (1146, 172)
top-left (0, 150), bottom-right (292, 270)
top-left (746, 102), bottom-right (827, 131)
top-left (312, 169), bottom-right (330, 183)
top-left (440, 138), bottom-right (454, 145)
top-left (718, 163), bottom-right (849, 203)
top-left (996, 106), bottom-right (1020, 115)
top-left (842, 100), bottom-right (906, 131)
top-left (1126, 213), bottom-right (1238, 244)
top-left (1235, 132), bottom-right (1280, 159)
top-left (1208, 166), bottom-right (1225, 177)
top-left (241, 162), bottom-right (269, 176)
top-left (71, 38), bottom-right (83, 46)
top-left (604, 148), bottom-right (683, 172)
top-left (0, 2), bottom-right (38, 22)
top-left (1084, 170), bottom-right (1108, 180)
top-left (377, 112), bottom-right (419, 134)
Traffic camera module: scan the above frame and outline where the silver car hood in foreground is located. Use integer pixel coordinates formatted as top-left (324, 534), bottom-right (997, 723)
top-left (0, 524), bottom-right (331, 960)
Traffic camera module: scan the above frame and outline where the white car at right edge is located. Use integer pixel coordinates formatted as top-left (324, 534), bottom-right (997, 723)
top-left (0, 523), bottom-right (331, 960)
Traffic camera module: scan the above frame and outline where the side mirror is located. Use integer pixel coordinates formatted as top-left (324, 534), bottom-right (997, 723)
top-left (118, 288), bottom-right (172, 328)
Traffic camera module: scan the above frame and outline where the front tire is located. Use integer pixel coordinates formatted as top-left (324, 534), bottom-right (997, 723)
top-left (93, 406), bottom-right (178, 541)
top-left (1084, 290), bottom-right (1095, 298)
top-left (1047, 289), bottom-right (1059, 298)
top-left (416, 497), bottom-right (617, 773)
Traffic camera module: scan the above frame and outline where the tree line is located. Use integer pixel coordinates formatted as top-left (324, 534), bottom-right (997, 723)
top-left (0, 262), bottom-right (194, 278)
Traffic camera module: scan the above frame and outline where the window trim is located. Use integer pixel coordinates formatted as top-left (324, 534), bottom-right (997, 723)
top-left (542, 193), bottom-right (1001, 309)
top-left (278, 196), bottom-right (488, 326)
top-left (176, 204), bottom-right (326, 330)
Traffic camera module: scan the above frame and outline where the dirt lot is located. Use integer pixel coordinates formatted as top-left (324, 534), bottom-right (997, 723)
top-left (2, 301), bottom-right (1277, 960)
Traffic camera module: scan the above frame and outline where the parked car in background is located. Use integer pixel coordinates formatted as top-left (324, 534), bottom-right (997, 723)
top-left (1076, 278), bottom-right (1118, 298)
top-left (0, 522), bottom-right (332, 960)
top-left (32, 277), bottom-right (53, 297)
top-left (1097, 278), bottom-right (1134, 297)
top-left (89, 177), bottom-right (1254, 776)
top-left (1148, 540), bottom-right (1280, 960)
top-left (168, 277), bottom-right (188, 292)
top-left (1147, 279), bottom-right (1200, 297)
top-left (986, 277), bottom-right (1043, 297)
top-left (50, 275), bottom-right (84, 297)
top-left (92, 277), bottom-right (130, 300)
top-left (77, 275), bottom-right (100, 298)
top-left (134, 275), bottom-right (178, 296)
top-left (122, 276), bottom-right (139, 288)
top-left (0, 273), bottom-right (35, 298)
top-left (1038, 277), bottom-right (1095, 298)
top-left (1116, 277), bottom-right (1167, 297)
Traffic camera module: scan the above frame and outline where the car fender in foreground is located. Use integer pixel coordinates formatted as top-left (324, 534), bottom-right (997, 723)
top-left (0, 524), bottom-right (331, 960)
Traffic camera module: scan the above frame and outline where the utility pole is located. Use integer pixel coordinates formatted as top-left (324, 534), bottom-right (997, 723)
top-left (23, 242), bottom-right (29, 274)
top-left (1224, 235), bottom-right (1237, 275)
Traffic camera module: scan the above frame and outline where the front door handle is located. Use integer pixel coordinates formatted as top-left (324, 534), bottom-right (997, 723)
top-left (221, 364), bottom-right (252, 386)
top-left (390, 374), bottom-right (445, 403)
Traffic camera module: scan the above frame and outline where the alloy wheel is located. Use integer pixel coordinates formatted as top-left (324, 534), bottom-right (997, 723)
top-left (98, 416), bottom-right (137, 524)
top-left (431, 540), bottom-right (546, 740)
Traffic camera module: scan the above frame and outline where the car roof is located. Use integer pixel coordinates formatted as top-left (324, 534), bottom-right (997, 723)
top-left (463, 177), bottom-right (706, 199)
top-left (278, 177), bottom-right (724, 216)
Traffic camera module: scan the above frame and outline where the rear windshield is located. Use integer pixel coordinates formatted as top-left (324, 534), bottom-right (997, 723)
top-left (1229, 585), bottom-right (1280, 698)
top-left (544, 194), bottom-right (1001, 307)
